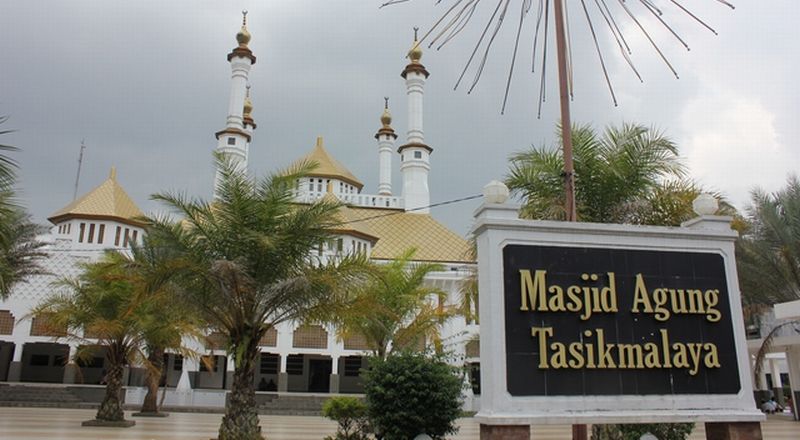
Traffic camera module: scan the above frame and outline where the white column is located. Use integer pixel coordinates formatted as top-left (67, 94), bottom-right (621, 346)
top-left (226, 57), bottom-right (252, 129)
top-left (786, 347), bottom-right (800, 420)
top-left (406, 73), bottom-right (425, 144)
top-left (378, 134), bottom-right (394, 196)
top-left (771, 358), bottom-right (784, 389)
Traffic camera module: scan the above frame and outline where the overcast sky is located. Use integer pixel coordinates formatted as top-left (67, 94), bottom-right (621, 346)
top-left (1, 1), bottom-right (798, 235)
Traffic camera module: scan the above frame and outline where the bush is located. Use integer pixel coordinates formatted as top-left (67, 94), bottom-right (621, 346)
top-left (364, 352), bottom-right (463, 440)
top-left (592, 423), bottom-right (694, 440)
top-left (322, 396), bottom-right (370, 440)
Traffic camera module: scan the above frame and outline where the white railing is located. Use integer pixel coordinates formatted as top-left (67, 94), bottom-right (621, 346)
top-left (294, 190), bottom-right (404, 209)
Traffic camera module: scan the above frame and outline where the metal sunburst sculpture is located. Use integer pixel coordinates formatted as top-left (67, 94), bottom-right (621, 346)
top-left (382, 0), bottom-right (735, 222)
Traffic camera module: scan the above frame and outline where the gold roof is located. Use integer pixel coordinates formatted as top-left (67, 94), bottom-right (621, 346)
top-left (345, 207), bottom-right (472, 264)
top-left (331, 203), bottom-right (379, 242)
top-left (293, 137), bottom-right (364, 190)
top-left (48, 167), bottom-right (144, 225)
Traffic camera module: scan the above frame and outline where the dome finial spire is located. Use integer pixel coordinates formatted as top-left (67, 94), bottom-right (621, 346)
top-left (408, 26), bottom-right (422, 63)
top-left (380, 97), bottom-right (392, 128)
top-left (236, 10), bottom-right (251, 47)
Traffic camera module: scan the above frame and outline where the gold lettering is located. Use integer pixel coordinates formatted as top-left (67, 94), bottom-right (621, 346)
top-left (660, 329), bottom-right (672, 368)
top-left (550, 342), bottom-right (568, 369)
top-left (531, 327), bottom-right (553, 368)
top-left (704, 343), bottom-right (721, 368)
top-left (596, 329), bottom-right (616, 368)
top-left (617, 344), bottom-right (644, 369)
top-left (670, 289), bottom-right (688, 314)
top-left (686, 289), bottom-right (704, 314)
top-left (643, 343), bottom-right (661, 368)
top-left (566, 286), bottom-right (582, 312)
top-left (653, 288), bottom-right (670, 321)
top-left (520, 270), bottom-right (548, 312)
top-left (687, 343), bottom-right (703, 376)
top-left (568, 342), bottom-right (585, 368)
top-left (581, 286), bottom-right (593, 320)
top-left (672, 343), bottom-right (690, 369)
top-left (601, 273), bottom-right (619, 312)
top-left (584, 330), bottom-right (596, 368)
top-left (548, 285), bottom-right (566, 312)
top-left (705, 289), bottom-right (722, 322)
top-left (632, 274), bottom-right (653, 314)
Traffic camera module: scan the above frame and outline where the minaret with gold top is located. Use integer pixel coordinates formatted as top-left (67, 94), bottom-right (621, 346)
top-left (214, 10), bottom-right (256, 197)
top-left (399, 28), bottom-right (432, 213)
top-left (375, 97), bottom-right (397, 196)
top-left (242, 84), bottom-right (256, 156)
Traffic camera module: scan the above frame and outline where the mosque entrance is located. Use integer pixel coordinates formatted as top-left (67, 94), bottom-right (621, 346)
top-left (307, 358), bottom-right (332, 393)
top-left (20, 342), bottom-right (68, 383)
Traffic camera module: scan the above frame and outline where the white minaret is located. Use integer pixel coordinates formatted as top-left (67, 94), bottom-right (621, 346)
top-left (375, 97), bottom-right (397, 196)
top-left (242, 84), bottom-right (256, 157)
top-left (214, 11), bottom-right (256, 197)
top-left (399, 28), bottom-right (432, 213)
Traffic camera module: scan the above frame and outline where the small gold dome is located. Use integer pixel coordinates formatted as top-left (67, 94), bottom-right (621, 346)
top-left (236, 26), bottom-right (251, 47)
top-left (408, 41), bottom-right (422, 63)
top-left (380, 108), bottom-right (392, 127)
top-left (243, 97), bottom-right (253, 115)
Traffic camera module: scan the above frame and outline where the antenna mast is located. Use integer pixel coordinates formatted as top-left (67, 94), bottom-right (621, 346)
top-left (73, 139), bottom-right (86, 200)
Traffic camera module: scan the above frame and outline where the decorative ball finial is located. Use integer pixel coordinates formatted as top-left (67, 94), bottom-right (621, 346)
top-left (408, 26), bottom-right (423, 63)
top-left (380, 97), bottom-right (392, 127)
top-left (483, 180), bottom-right (509, 204)
top-left (109, 166), bottom-right (117, 181)
top-left (692, 193), bottom-right (719, 216)
top-left (236, 10), bottom-right (251, 47)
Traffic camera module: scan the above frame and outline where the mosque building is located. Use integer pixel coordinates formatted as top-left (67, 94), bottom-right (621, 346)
top-left (0, 13), bottom-right (479, 398)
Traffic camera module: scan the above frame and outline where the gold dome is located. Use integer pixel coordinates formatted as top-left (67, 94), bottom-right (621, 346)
top-left (380, 108), bottom-right (392, 127)
top-left (408, 41), bottom-right (422, 63)
top-left (236, 10), bottom-right (251, 47)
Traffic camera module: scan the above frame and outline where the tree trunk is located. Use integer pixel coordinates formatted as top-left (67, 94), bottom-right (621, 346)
top-left (95, 362), bottom-right (125, 422)
top-left (218, 346), bottom-right (262, 440)
top-left (140, 347), bottom-right (164, 414)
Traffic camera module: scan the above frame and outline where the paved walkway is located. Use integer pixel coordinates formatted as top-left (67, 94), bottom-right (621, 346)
top-left (0, 408), bottom-right (797, 439)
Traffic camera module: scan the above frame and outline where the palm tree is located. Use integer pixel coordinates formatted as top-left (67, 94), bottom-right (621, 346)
top-left (0, 115), bottom-right (46, 299)
top-left (0, 207), bottom-right (47, 298)
top-left (31, 254), bottom-right (155, 425)
top-left (109, 235), bottom-right (200, 416)
top-left (507, 123), bottom-right (692, 224)
top-left (327, 249), bottom-right (453, 359)
top-left (737, 176), bottom-right (800, 384)
top-left (146, 156), bottom-right (362, 440)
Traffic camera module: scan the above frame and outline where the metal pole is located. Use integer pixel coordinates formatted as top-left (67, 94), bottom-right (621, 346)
top-left (554, 1), bottom-right (583, 437)
top-left (553, 0), bottom-right (577, 222)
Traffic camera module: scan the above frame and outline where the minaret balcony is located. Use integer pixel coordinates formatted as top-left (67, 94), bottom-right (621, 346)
top-left (294, 190), bottom-right (404, 209)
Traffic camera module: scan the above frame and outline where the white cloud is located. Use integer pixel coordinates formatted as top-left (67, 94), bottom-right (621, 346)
top-left (680, 92), bottom-right (795, 211)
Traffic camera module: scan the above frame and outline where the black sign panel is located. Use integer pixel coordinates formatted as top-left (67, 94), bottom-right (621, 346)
top-left (503, 244), bottom-right (740, 396)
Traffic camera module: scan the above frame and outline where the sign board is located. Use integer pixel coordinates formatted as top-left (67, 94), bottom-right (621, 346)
top-left (472, 204), bottom-right (762, 424)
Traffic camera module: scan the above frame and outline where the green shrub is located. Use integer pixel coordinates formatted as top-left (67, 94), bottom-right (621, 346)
top-left (364, 352), bottom-right (463, 440)
top-left (322, 396), bottom-right (370, 440)
top-left (592, 423), bottom-right (694, 440)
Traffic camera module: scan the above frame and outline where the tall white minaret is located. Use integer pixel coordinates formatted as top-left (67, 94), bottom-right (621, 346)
top-left (214, 11), bottom-right (256, 197)
top-left (375, 97), bottom-right (397, 196)
top-left (399, 28), bottom-right (432, 214)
